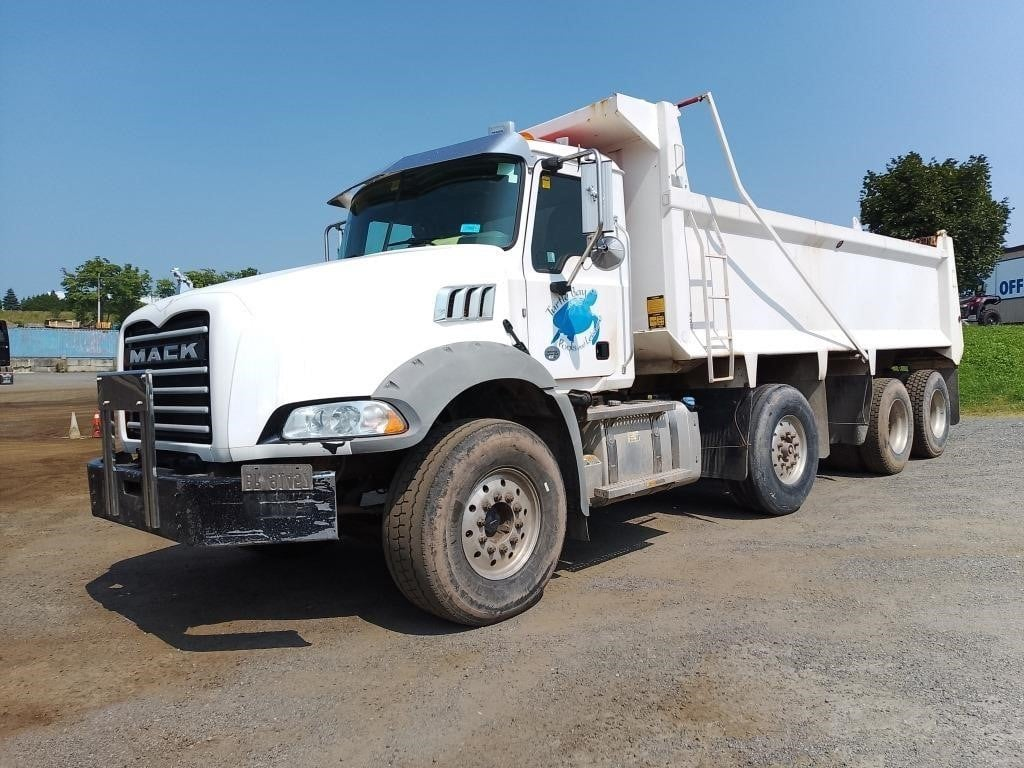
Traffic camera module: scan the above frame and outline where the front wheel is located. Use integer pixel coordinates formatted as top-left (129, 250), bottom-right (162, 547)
top-left (383, 419), bottom-right (567, 626)
top-left (729, 384), bottom-right (819, 516)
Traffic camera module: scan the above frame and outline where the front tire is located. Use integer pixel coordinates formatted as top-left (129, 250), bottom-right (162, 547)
top-left (383, 419), bottom-right (567, 626)
top-left (729, 384), bottom-right (819, 516)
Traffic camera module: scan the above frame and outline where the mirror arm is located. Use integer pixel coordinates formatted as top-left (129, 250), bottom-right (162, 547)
top-left (323, 220), bottom-right (346, 262)
top-left (534, 147), bottom-right (605, 295)
top-left (552, 227), bottom-right (603, 295)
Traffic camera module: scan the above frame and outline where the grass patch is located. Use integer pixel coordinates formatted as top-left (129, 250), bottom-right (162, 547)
top-left (959, 324), bottom-right (1024, 415)
top-left (0, 309), bottom-right (77, 325)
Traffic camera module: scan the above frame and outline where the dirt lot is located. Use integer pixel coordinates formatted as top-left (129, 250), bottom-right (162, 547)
top-left (1, 373), bottom-right (1022, 767)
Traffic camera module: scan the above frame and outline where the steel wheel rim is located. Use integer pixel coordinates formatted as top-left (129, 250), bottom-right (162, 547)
top-left (888, 399), bottom-right (910, 455)
top-left (460, 468), bottom-right (542, 580)
top-left (928, 389), bottom-right (947, 439)
top-left (771, 415), bottom-right (807, 486)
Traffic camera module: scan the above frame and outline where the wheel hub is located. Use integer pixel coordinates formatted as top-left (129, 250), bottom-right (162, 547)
top-left (771, 415), bottom-right (807, 485)
top-left (461, 469), bottom-right (541, 580)
top-left (888, 399), bottom-right (910, 455)
top-left (928, 389), bottom-right (947, 438)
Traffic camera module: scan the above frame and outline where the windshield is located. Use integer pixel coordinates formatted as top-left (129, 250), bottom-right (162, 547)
top-left (340, 154), bottom-right (523, 258)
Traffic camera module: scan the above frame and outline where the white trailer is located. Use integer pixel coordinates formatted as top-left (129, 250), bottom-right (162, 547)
top-left (88, 92), bottom-right (962, 625)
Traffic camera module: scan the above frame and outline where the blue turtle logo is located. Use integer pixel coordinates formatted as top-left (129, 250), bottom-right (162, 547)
top-left (550, 289), bottom-right (601, 349)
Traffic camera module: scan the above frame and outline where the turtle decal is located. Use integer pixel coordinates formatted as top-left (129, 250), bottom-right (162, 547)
top-left (550, 289), bottom-right (601, 350)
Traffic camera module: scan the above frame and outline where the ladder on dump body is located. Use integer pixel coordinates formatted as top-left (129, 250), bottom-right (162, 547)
top-left (687, 209), bottom-right (735, 383)
top-left (676, 91), bottom-right (869, 367)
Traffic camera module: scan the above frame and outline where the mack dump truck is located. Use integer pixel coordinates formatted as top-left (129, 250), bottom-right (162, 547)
top-left (87, 92), bottom-right (962, 625)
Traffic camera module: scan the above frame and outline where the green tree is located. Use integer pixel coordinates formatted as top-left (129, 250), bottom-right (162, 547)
top-left (153, 267), bottom-right (259, 299)
top-left (60, 257), bottom-right (151, 324)
top-left (152, 266), bottom-right (259, 299)
top-left (20, 291), bottom-right (67, 313)
top-left (154, 278), bottom-right (177, 299)
top-left (222, 266), bottom-right (259, 281)
top-left (184, 267), bottom-right (260, 289)
top-left (2, 288), bottom-right (19, 310)
top-left (859, 153), bottom-right (1011, 291)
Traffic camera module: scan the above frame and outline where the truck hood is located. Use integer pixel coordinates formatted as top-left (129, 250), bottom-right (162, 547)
top-left (122, 246), bottom-right (521, 459)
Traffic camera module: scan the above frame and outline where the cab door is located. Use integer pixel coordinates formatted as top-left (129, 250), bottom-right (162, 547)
top-left (521, 167), bottom-right (627, 388)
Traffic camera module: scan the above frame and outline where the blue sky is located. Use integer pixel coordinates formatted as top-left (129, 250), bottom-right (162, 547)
top-left (1, 0), bottom-right (1021, 296)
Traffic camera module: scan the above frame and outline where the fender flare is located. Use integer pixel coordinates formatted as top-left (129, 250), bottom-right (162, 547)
top-left (351, 341), bottom-right (590, 534)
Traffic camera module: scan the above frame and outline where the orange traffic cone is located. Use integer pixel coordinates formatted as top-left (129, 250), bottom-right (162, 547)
top-left (92, 412), bottom-right (102, 438)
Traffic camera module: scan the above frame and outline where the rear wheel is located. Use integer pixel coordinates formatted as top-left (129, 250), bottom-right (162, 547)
top-left (383, 419), bottom-right (566, 626)
top-left (907, 370), bottom-right (950, 458)
top-left (729, 384), bottom-right (819, 516)
top-left (859, 378), bottom-right (913, 474)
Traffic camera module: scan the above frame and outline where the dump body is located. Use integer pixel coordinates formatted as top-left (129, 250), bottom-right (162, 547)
top-left (527, 94), bottom-right (963, 381)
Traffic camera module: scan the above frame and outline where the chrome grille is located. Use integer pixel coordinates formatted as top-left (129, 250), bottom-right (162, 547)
top-left (123, 311), bottom-right (212, 445)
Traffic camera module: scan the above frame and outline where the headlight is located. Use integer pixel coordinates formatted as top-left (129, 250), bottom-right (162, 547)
top-left (282, 400), bottom-right (407, 439)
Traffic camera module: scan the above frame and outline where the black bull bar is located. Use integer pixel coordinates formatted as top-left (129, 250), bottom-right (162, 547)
top-left (88, 371), bottom-right (338, 546)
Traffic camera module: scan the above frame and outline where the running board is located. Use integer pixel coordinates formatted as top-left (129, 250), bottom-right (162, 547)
top-left (592, 467), bottom-right (695, 501)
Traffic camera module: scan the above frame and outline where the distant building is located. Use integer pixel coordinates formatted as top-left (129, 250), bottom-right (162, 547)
top-left (982, 245), bottom-right (1024, 323)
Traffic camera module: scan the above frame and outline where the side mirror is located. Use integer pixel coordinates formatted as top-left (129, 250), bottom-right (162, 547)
top-left (591, 236), bottom-right (625, 271)
top-left (580, 160), bottom-right (614, 235)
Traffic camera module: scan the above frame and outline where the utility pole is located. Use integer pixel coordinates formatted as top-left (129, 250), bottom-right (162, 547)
top-left (93, 262), bottom-right (115, 326)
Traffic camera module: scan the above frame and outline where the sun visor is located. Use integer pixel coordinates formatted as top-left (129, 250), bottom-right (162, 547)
top-left (327, 132), bottom-right (535, 208)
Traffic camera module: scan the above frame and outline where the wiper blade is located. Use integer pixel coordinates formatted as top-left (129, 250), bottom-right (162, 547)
top-left (384, 237), bottom-right (437, 250)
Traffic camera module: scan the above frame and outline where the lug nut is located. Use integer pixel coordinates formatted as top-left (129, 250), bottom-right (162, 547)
top-left (486, 545), bottom-right (496, 555)
top-left (510, 536), bottom-right (518, 545)
top-left (504, 493), bottom-right (514, 503)
top-left (493, 493), bottom-right (502, 502)
top-left (513, 504), bottom-right (521, 512)
top-left (515, 521), bottom-right (523, 530)
top-left (499, 545), bottom-right (508, 554)
top-left (476, 517), bottom-right (485, 528)
top-left (478, 536), bottom-right (487, 545)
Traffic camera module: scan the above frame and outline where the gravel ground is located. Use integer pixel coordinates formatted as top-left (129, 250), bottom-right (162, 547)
top-left (1, 375), bottom-right (1022, 767)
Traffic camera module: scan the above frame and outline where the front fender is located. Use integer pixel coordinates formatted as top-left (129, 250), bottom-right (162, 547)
top-left (355, 342), bottom-right (590, 535)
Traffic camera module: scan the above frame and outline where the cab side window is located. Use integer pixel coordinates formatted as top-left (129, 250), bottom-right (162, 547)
top-left (531, 173), bottom-right (588, 274)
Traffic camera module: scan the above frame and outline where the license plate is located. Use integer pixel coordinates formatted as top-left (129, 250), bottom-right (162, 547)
top-left (241, 464), bottom-right (313, 492)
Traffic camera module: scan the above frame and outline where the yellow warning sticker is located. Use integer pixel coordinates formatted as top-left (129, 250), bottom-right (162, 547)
top-left (541, 176), bottom-right (551, 189)
top-left (646, 295), bottom-right (666, 329)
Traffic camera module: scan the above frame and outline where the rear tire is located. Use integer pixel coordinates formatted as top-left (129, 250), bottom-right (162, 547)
top-left (907, 370), bottom-right (950, 458)
top-left (859, 378), bottom-right (913, 474)
top-left (729, 384), bottom-right (818, 516)
top-left (383, 418), bottom-right (566, 626)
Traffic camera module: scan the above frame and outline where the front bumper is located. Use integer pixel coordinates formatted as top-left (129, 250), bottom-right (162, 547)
top-left (86, 458), bottom-right (338, 546)
top-left (88, 371), bottom-right (337, 546)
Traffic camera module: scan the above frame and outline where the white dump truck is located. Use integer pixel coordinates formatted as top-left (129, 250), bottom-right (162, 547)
top-left (88, 92), bottom-right (962, 625)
